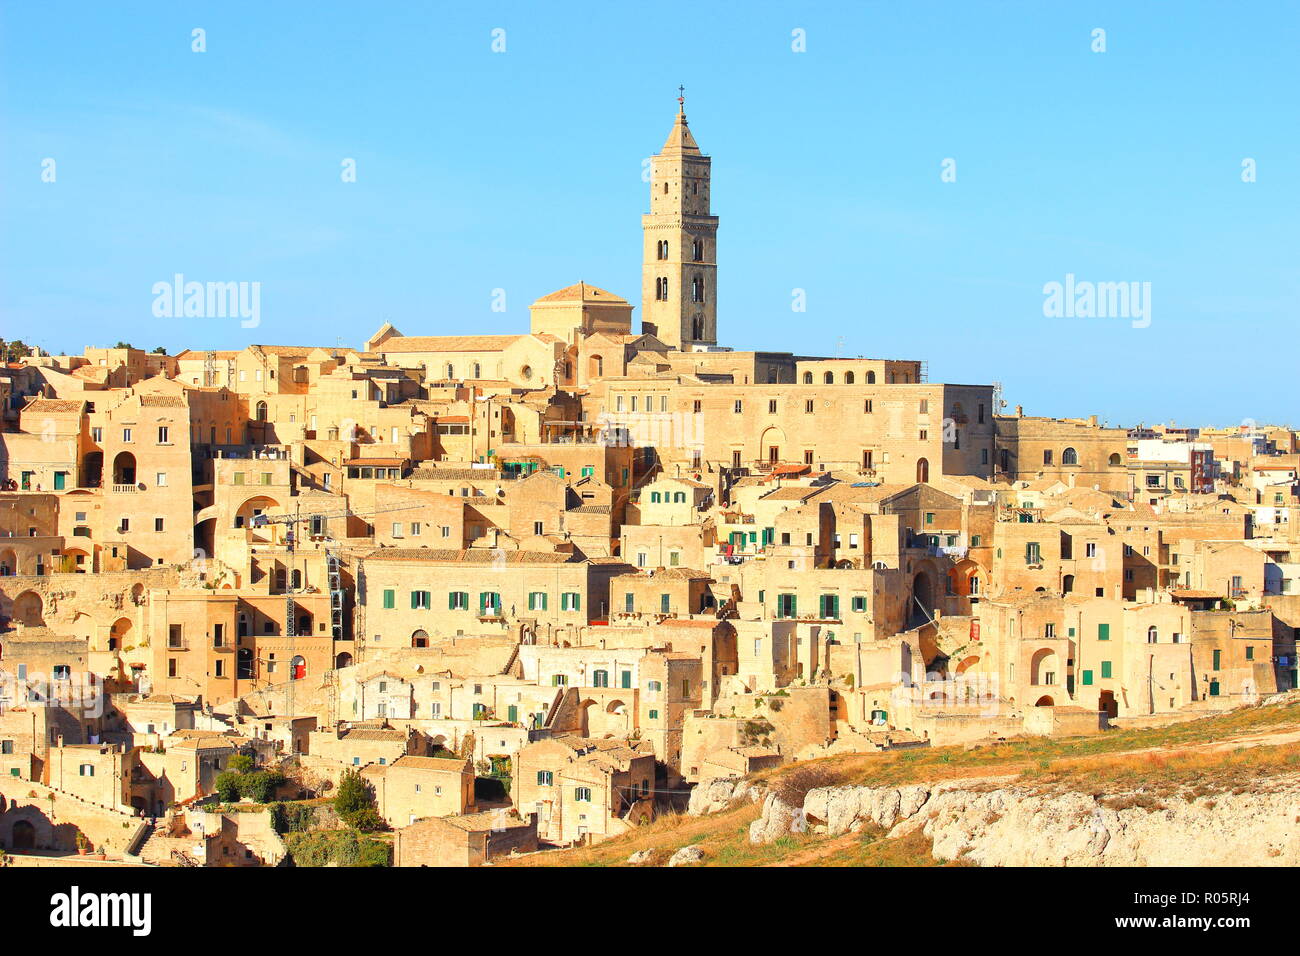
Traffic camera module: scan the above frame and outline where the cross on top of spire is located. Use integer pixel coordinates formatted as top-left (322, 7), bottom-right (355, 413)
top-left (677, 85), bottom-right (685, 114)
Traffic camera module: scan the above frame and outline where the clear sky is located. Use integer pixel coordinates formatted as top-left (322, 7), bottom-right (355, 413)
top-left (1, 1), bottom-right (1296, 427)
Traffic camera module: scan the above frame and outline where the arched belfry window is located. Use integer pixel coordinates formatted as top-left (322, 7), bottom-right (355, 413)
top-left (693, 239), bottom-right (703, 261)
top-left (691, 276), bottom-right (704, 303)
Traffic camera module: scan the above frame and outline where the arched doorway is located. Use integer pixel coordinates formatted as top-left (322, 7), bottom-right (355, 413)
top-left (0, 548), bottom-right (16, 576)
top-left (759, 426), bottom-right (786, 465)
top-left (12, 819), bottom-right (36, 850)
top-left (112, 451), bottom-right (137, 486)
top-left (411, 629), bottom-right (429, 649)
top-left (110, 617), bottom-right (133, 652)
top-left (81, 451), bottom-right (103, 488)
top-left (1098, 689), bottom-right (1118, 718)
top-left (335, 652), bottom-right (353, 669)
top-left (916, 458), bottom-right (930, 483)
top-left (1030, 648), bottom-right (1059, 687)
top-left (911, 570), bottom-right (935, 623)
top-left (12, 591), bottom-right (44, 626)
top-left (291, 656), bottom-right (306, 680)
top-left (1063, 574), bottom-right (1074, 595)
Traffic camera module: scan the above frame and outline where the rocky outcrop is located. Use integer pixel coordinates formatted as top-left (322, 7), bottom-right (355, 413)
top-left (747, 793), bottom-right (802, 844)
top-left (745, 774), bottom-right (1300, 865)
top-left (667, 845), bottom-right (705, 867)
top-left (687, 777), bottom-right (766, 816)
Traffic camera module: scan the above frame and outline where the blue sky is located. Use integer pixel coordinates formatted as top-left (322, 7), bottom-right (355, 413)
top-left (1, 1), bottom-right (1296, 426)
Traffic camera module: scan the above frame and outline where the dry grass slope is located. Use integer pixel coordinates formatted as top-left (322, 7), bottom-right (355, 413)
top-left (500, 698), bottom-right (1300, 867)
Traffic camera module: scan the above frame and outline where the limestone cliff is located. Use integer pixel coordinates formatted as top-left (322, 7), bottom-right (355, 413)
top-left (740, 775), bottom-right (1300, 866)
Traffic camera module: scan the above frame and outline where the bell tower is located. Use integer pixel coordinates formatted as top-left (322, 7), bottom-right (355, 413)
top-left (641, 90), bottom-right (718, 350)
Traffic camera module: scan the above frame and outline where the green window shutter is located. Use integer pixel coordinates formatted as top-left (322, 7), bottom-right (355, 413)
top-left (479, 592), bottom-right (489, 613)
top-left (383, 589), bottom-right (395, 609)
top-left (448, 592), bottom-right (456, 610)
top-left (528, 592), bottom-right (536, 611)
top-left (1100, 661), bottom-right (1112, 679)
top-left (621, 671), bottom-right (631, 689)
top-left (1213, 649), bottom-right (1221, 670)
top-left (1098, 623), bottom-right (1110, 641)
top-left (541, 593), bottom-right (547, 611)
top-left (573, 593), bottom-right (580, 612)
top-left (661, 593), bottom-right (670, 613)
top-left (1081, 670), bottom-right (1093, 686)
top-left (410, 591), bottom-right (419, 610)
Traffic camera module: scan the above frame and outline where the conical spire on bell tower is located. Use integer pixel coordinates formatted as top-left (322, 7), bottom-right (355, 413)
top-left (662, 86), bottom-right (700, 153)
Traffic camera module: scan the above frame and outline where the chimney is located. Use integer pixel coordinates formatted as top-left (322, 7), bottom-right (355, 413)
top-left (1015, 405), bottom-right (1023, 418)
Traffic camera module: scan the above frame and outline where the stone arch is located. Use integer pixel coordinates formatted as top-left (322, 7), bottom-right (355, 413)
top-left (11, 819), bottom-right (36, 850)
top-left (12, 590), bottom-right (44, 626)
top-left (1035, 695), bottom-right (1055, 707)
top-left (577, 699), bottom-right (597, 736)
top-left (236, 495), bottom-right (283, 540)
top-left (911, 569), bottom-right (935, 620)
top-left (63, 547), bottom-right (91, 573)
top-left (1030, 648), bottom-right (1058, 686)
top-left (112, 451), bottom-right (137, 485)
top-left (1098, 689), bottom-right (1118, 718)
top-left (110, 617), bottom-right (133, 651)
top-left (81, 450), bottom-right (103, 487)
top-left (335, 652), bottom-right (353, 669)
top-left (916, 457), bottom-right (930, 483)
top-left (0, 548), bottom-right (16, 576)
top-left (759, 426), bottom-right (787, 464)
top-left (411, 629), bottom-right (429, 648)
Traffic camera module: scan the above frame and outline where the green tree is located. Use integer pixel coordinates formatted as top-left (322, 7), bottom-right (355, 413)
top-left (214, 771), bottom-right (242, 802)
top-left (228, 754), bottom-right (255, 775)
top-left (334, 768), bottom-right (384, 830)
